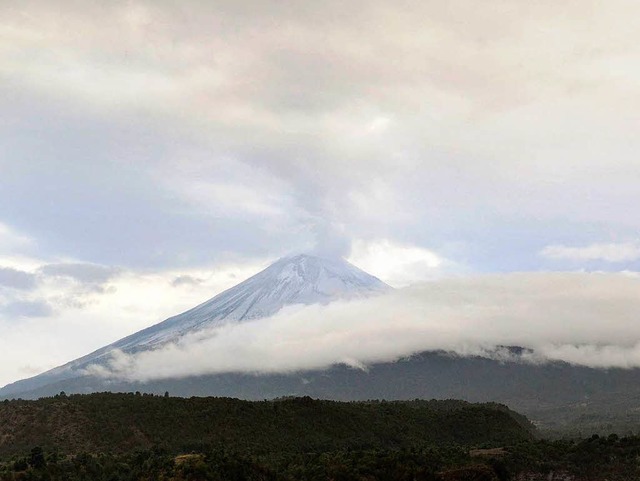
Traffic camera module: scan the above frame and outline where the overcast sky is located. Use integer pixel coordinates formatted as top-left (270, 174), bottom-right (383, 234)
top-left (2, 0), bottom-right (640, 386)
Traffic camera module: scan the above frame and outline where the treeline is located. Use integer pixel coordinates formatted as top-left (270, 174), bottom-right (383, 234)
top-left (0, 393), bottom-right (532, 458)
top-left (3, 436), bottom-right (640, 481)
top-left (2, 393), bottom-right (640, 479)
top-left (0, 446), bottom-right (474, 481)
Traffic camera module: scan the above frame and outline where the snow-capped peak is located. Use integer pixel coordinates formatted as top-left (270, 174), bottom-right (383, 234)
top-left (114, 253), bottom-right (390, 349)
top-left (0, 253), bottom-right (390, 397)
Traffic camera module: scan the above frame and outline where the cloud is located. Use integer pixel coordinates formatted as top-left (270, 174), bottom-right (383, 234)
top-left (541, 242), bottom-right (640, 263)
top-left (0, 300), bottom-right (53, 319)
top-left (0, 267), bottom-right (37, 290)
top-left (86, 272), bottom-right (640, 382)
top-left (171, 275), bottom-right (203, 287)
top-left (35, 263), bottom-right (124, 305)
top-left (39, 263), bottom-right (121, 284)
top-left (3, 0), bottom-right (640, 273)
top-left (348, 239), bottom-right (460, 287)
top-left (309, 222), bottom-right (351, 258)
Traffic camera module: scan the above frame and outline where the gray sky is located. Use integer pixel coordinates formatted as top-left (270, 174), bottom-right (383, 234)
top-left (2, 0), bottom-right (640, 386)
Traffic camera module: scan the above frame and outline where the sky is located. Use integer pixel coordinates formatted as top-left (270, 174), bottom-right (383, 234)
top-left (2, 0), bottom-right (640, 386)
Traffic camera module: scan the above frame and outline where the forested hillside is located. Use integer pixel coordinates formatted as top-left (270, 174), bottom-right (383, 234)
top-left (0, 393), bottom-right (532, 458)
top-left (4, 394), bottom-right (640, 480)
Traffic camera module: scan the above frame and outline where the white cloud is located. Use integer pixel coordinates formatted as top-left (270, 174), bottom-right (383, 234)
top-left (530, 344), bottom-right (640, 369)
top-left (86, 271), bottom-right (640, 382)
top-left (541, 242), bottom-right (640, 263)
top-left (348, 239), bottom-right (456, 287)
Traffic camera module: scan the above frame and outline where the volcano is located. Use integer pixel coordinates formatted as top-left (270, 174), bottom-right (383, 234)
top-left (0, 254), bottom-right (390, 398)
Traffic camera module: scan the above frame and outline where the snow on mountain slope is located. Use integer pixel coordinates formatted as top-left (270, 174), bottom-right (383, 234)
top-left (109, 253), bottom-right (390, 351)
top-left (0, 254), bottom-right (390, 397)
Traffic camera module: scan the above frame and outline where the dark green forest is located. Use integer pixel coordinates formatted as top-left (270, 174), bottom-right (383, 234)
top-left (1, 393), bottom-right (638, 480)
top-left (0, 393), bottom-right (531, 457)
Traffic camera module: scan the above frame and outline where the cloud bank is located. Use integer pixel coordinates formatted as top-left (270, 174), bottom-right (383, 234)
top-left (3, 0), bottom-right (640, 273)
top-left (541, 242), bottom-right (640, 263)
top-left (87, 272), bottom-right (640, 382)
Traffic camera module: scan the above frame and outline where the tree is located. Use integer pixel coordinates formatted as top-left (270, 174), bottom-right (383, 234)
top-left (29, 446), bottom-right (46, 469)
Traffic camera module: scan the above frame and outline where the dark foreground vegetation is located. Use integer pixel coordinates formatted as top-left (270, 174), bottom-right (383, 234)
top-left (5, 436), bottom-right (640, 481)
top-left (1, 393), bottom-right (638, 480)
top-left (0, 393), bottom-right (531, 458)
